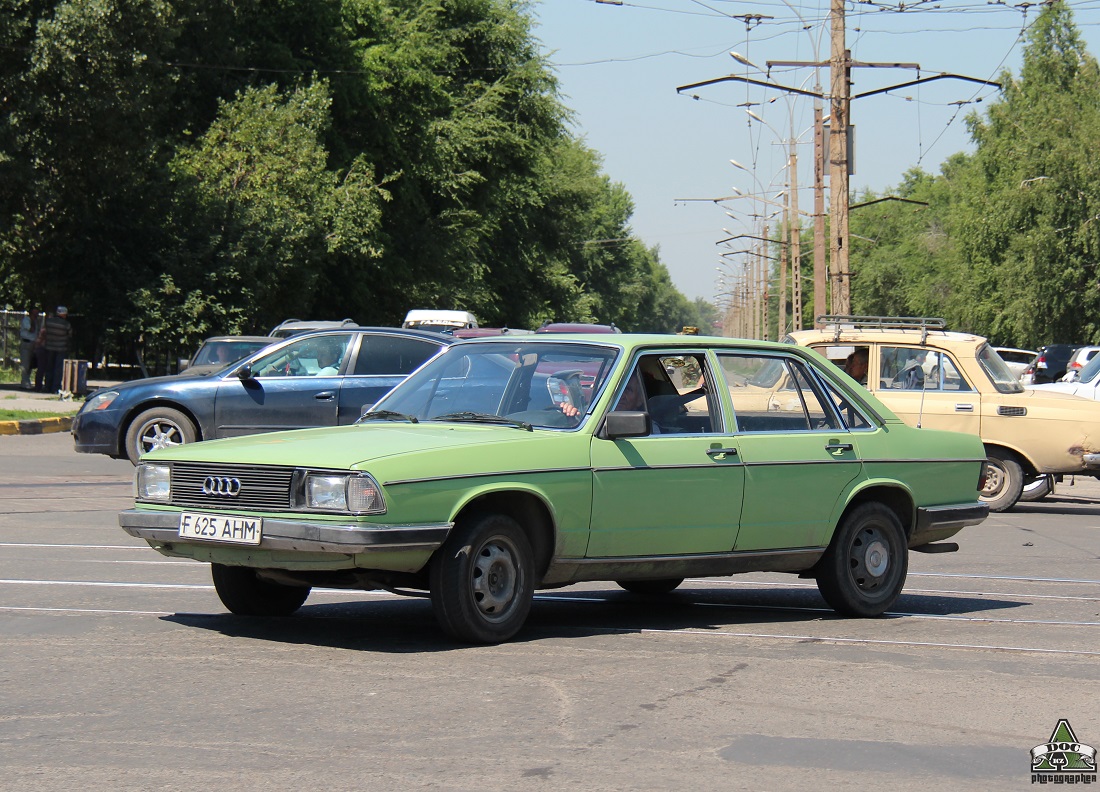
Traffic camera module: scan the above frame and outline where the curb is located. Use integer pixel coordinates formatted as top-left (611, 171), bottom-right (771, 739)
top-left (0, 415), bottom-right (73, 436)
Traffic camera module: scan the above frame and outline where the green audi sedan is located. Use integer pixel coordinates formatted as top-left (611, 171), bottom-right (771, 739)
top-left (120, 335), bottom-right (988, 643)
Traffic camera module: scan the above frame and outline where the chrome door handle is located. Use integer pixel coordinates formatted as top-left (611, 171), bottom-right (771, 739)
top-left (955, 404), bottom-right (974, 412)
top-left (825, 443), bottom-right (853, 453)
top-left (706, 447), bottom-right (738, 459)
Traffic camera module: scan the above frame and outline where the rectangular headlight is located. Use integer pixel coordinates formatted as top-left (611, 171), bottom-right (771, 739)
top-left (135, 464), bottom-right (171, 501)
top-left (303, 473), bottom-right (385, 514)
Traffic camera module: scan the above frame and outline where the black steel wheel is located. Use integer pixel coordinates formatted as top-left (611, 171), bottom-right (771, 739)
top-left (616, 578), bottom-right (685, 595)
top-left (980, 449), bottom-right (1024, 512)
top-left (429, 513), bottom-right (534, 644)
top-left (816, 502), bottom-right (907, 617)
top-left (211, 564), bottom-right (311, 617)
top-left (125, 406), bottom-right (197, 464)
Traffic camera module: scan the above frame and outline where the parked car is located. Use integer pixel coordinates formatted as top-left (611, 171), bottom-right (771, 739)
top-left (788, 317), bottom-right (1100, 512)
top-left (178, 336), bottom-right (277, 377)
top-left (401, 309), bottom-right (479, 333)
top-left (73, 328), bottom-right (451, 464)
top-left (269, 318), bottom-right (358, 338)
top-left (119, 333), bottom-right (988, 644)
top-left (1029, 351), bottom-right (1100, 400)
top-left (1019, 343), bottom-right (1080, 384)
top-left (992, 347), bottom-right (1037, 379)
top-left (1061, 345), bottom-right (1100, 381)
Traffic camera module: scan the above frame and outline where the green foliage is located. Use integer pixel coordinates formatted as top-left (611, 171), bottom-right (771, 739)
top-left (0, 0), bottom-right (696, 367)
top-left (848, 2), bottom-right (1100, 348)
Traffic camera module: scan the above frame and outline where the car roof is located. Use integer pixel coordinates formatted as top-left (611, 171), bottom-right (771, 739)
top-left (788, 315), bottom-right (987, 349)
top-left (536, 322), bottom-right (621, 334)
top-left (199, 335), bottom-right (279, 344)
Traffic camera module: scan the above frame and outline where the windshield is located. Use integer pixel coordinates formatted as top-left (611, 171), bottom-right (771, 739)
top-left (372, 341), bottom-right (620, 429)
top-left (978, 343), bottom-right (1024, 394)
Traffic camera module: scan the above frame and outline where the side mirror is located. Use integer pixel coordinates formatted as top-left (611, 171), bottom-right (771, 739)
top-left (359, 403), bottom-right (375, 418)
top-left (604, 410), bottom-right (651, 439)
top-left (236, 364), bottom-right (254, 381)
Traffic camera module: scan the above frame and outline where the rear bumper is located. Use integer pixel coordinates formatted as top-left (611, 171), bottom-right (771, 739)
top-left (912, 502), bottom-right (989, 547)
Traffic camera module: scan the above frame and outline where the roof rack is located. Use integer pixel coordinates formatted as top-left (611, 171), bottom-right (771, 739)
top-left (817, 315), bottom-right (947, 344)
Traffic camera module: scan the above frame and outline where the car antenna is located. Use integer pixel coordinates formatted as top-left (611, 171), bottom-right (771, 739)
top-left (916, 355), bottom-right (932, 429)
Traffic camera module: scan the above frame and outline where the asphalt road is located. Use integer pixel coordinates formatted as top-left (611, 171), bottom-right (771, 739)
top-left (1, 432), bottom-right (1097, 791)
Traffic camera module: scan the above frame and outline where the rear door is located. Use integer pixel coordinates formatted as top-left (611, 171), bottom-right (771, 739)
top-left (718, 351), bottom-right (864, 551)
top-left (336, 334), bottom-right (446, 423)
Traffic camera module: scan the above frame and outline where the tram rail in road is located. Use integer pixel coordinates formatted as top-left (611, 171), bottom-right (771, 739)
top-left (1, 431), bottom-right (1097, 790)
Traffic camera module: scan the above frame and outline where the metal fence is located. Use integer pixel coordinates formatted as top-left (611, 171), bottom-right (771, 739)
top-left (0, 309), bottom-right (27, 368)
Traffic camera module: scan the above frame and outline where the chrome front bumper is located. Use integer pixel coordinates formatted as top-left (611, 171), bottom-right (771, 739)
top-left (119, 509), bottom-right (452, 554)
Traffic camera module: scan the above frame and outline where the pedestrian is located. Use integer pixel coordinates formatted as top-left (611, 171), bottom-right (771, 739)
top-left (18, 307), bottom-right (41, 390)
top-left (42, 305), bottom-right (72, 394)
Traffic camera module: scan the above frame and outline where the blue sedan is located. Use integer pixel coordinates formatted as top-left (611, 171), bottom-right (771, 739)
top-left (72, 327), bottom-right (452, 463)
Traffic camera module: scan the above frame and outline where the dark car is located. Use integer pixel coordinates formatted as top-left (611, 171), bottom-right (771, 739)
top-left (72, 328), bottom-right (452, 464)
top-left (1020, 343), bottom-right (1080, 384)
top-left (179, 335), bottom-right (278, 377)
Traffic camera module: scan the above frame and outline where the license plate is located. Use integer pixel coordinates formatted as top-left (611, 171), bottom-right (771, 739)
top-left (179, 512), bottom-right (263, 546)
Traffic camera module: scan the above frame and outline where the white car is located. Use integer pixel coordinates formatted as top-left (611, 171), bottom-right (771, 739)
top-left (993, 347), bottom-right (1037, 379)
top-left (1061, 346), bottom-right (1100, 382)
top-left (1029, 352), bottom-right (1100, 399)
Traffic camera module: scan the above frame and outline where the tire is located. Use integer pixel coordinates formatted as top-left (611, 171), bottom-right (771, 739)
top-left (429, 513), bottom-right (535, 644)
top-left (211, 564), bottom-right (311, 616)
top-left (1019, 474), bottom-right (1055, 503)
top-left (980, 449), bottom-right (1024, 512)
top-left (125, 407), bottom-right (197, 464)
top-left (816, 502), bottom-right (908, 617)
top-left (616, 578), bottom-right (684, 595)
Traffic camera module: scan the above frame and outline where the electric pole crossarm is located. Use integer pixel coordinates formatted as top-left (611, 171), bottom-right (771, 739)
top-left (677, 75), bottom-right (823, 99)
top-left (853, 73), bottom-right (1002, 100)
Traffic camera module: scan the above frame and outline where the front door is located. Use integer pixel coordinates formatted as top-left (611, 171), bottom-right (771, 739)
top-left (212, 333), bottom-right (354, 437)
top-left (588, 352), bottom-right (745, 557)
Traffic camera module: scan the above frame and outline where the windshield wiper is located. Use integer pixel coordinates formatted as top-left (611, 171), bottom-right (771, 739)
top-left (430, 411), bottom-right (534, 431)
top-left (357, 410), bottom-right (419, 424)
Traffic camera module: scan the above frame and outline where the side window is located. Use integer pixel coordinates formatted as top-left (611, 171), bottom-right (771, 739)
top-left (938, 354), bottom-right (973, 392)
top-left (823, 380), bottom-right (873, 430)
top-left (615, 353), bottom-right (715, 434)
top-left (718, 353), bottom-right (838, 432)
top-left (251, 334), bottom-right (352, 378)
top-left (354, 336), bottom-right (440, 376)
top-left (881, 346), bottom-right (932, 390)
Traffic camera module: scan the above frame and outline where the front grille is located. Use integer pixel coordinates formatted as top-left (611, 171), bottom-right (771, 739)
top-left (167, 462), bottom-right (294, 511)
top-left (998, 405), bottom-right (1027, 417)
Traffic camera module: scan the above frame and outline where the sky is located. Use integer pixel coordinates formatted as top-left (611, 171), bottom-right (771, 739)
top-left (531, 0), bottom-right (1100, 304)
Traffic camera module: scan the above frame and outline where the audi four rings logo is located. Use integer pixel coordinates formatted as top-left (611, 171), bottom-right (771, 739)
top-left (202, 476), bottom-right (241, 497)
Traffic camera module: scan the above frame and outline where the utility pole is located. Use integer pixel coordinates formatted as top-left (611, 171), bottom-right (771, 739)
top-left (813, 105), bottom-right (827, 326)
top-left (760, 224), bottom-right (770, 340)
top-left (828, 0), bottom-right (851, 315)
top-left (789, 138), bottom-right (802, 330)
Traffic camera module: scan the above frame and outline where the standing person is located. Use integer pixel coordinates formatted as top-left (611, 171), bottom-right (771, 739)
top-left (42, 306), bottom-right (72, 394)
top-left (18, 307), bottom-right (40, 390)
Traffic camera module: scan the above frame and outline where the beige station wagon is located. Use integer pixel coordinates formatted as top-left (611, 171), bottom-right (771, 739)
top-left (788, 316), bottom-right (1100, 512)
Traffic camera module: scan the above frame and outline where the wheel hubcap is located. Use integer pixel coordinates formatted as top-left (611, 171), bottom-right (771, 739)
top-left (849, 526), bottom-right (891, 590)
top-left (471, 540), bottom-right (518, 618)
top-left (982, 461), bottom-right (1005, 496)
top-left (142, 421), bottom-right (182, 453)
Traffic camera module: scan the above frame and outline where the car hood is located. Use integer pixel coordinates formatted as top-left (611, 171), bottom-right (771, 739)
top-left (144, 422), bottom-right (587, 473)
top-left (1026, 382), bottom-right (1089, 398)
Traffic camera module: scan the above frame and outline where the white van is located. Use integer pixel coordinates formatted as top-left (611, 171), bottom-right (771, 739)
top-left (402, 310), bottom-right (479, 333)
